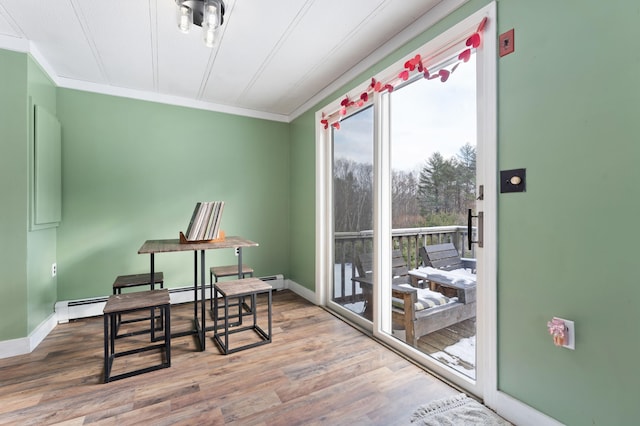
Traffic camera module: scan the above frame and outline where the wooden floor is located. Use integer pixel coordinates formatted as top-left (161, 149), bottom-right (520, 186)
top-left (0, 290), bottom-right (461, 425)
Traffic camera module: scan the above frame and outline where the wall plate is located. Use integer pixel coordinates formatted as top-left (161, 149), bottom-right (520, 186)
top-left (562, 319), bottom-right (575, 350)
top-left (500, 168), bottom-right (526, 193)
top-left (499, 28), bottom-right (515, 57)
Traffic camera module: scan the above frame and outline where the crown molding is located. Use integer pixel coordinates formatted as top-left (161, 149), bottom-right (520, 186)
top-left (0, 35), bottom-right (289, 123)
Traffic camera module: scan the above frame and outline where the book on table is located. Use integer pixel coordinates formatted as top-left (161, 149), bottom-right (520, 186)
top-left (183, 201), bottom-right (225, 242)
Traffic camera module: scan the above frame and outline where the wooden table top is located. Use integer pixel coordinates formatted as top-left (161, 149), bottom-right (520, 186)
top-left (104, 289), bottom-right (170, 313)
top-left (214, 278), bottom-right (272, 298)
top-left (138, 236), bottom-right (258, 254)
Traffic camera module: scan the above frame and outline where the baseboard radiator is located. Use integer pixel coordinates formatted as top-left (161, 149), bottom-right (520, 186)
top-left (55, 274), bottom-right (285, 323)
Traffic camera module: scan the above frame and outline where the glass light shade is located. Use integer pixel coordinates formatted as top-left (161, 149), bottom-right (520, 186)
top-left (203, 0), bottom-right (221, 29)
top-left (177, 3), bottom-right (192, 33)
top-left (203, 26), bottom-right (219, 48)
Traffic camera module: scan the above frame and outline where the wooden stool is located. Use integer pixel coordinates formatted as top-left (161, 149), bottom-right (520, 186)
top-left (213, 278), bottom-right (272, 355)
top-left (103, 289), bottom-right (171, 382)
top-left (112, 272), bottom-right (165, 334)
top-left (113, 272), bottom-right (164, 294)
top-left (209, 264), bottom-right (254, 312)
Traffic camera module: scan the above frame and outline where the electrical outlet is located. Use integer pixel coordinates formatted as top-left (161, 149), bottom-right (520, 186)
top-left (549, 317), bottom-right (575, 350)
top-left (562, 319), bottom-right (575, 350)
top-left (51, 263), bottom-right (57, 277)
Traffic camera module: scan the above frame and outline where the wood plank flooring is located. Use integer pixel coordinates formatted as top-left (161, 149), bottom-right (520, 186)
top-left (0, 290), bottom-right (461, 425)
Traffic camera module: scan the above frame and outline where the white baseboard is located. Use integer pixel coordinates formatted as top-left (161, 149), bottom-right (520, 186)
top-left (54, 288), bottom-right (215, 324)
top-left (55, 296), bottom-right (107, 324)
top-left (0, 313), bottom-right (57, 359)
top-left (283, 279), bottom-right (317, 304)
top-left (55, 274), bottom-right (287, 323)
top-left (261, 274), bottom-right (286, 291)
top-left (494, 390), bottom-right (564, 426)
top-left (3, 274), bottom-right (296, 359)
top-left (0, 337), bottom-right (30, 359)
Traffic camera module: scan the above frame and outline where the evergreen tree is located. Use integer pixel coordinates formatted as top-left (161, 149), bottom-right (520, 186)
top-left (417, 145), bottom-right (476, 221)
top-left (418, 152), bottom-right (454, 214)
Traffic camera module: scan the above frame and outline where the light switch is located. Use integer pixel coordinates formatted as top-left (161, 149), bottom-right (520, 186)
top-left (500, 168), bottom-right (526, 193)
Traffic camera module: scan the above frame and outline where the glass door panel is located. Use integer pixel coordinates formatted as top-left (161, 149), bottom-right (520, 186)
top-left (331, 106), bottom-right (374, 321)
top-left (388, 56), bottom-right (478, 379)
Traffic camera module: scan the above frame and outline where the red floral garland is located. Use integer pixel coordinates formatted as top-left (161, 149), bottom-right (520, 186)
top-left (321, 17), bottom-right (487, 130)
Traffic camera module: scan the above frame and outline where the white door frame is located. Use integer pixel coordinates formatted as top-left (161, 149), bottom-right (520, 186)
top-left (316, 0), bottom-right (498, 404)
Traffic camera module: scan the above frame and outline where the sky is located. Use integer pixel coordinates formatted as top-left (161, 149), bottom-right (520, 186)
top-left (334, 55), bottom-right (477, 174)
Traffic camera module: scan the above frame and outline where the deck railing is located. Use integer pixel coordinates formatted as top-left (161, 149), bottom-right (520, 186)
top-left (333, 225), bottom-right (475, 304)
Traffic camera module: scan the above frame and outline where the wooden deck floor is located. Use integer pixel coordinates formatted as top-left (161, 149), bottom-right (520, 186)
top-left (0, 290), bottom-right (461, 425)
top-left (345, 302), bottom-right (477, 377)
top-left (417, 319), bottom-right (476, 377)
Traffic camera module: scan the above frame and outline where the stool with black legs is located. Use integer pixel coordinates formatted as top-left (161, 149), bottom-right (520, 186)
top-left (209, 265), bottom-right (254, 323)
top-left (103, 289), bottom-right (171, 382)
top-left (112, 272), bottom-right (164, 336)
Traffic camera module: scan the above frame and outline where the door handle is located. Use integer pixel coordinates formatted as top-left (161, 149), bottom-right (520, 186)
top-left (467, 209), bottom-right (484, 249)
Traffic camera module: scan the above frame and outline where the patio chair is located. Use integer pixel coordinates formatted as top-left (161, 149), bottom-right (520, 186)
top-left (352, 249), bottom-right (411, 320)
top-left (415, 242), bottom-right (477, 297)
top-left (419, 242), bottom-right (476, 272)
top-left (352, 249), bottom-right (476, 346)
top-left (355, 249), bottom-right (411, 285)
top-left (393, 284), bottom-right (476, 346)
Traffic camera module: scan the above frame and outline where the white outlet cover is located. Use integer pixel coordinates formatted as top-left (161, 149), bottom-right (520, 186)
top-left (558, 318), bottom-right (575, 350)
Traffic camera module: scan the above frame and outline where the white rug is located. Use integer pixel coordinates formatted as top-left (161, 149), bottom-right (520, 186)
top-left (410, 393), bottom-right (511, 425)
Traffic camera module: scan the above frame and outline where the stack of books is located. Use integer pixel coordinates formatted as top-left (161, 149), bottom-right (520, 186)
top-left (184, 201), bottom-right (225, 241)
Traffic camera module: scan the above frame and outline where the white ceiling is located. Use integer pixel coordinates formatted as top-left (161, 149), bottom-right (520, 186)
top-left (0, 0), bottom-right (465, 122)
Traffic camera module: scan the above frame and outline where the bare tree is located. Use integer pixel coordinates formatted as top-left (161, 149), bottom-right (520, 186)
top-left (333, 158), bottom-right (373, 232)
top-left (392, 170), bottom-right (420, 227)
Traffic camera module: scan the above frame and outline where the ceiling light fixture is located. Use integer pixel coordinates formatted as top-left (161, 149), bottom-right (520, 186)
top-left (176, 0), bottom-right (225, 48)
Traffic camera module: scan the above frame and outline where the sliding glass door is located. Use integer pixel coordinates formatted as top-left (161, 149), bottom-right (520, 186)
top-left (318, 5), bottom-right (496, 397)
top-left (386, 56), bottom-right (478, 379)
top-left (330, 107), bottom-right (374, 326)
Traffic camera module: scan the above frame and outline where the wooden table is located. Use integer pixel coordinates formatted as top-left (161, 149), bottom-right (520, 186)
top-left (138, 236), bottom-right (258, 351)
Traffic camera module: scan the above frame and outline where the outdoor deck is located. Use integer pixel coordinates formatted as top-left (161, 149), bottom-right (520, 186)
top-left (417, 319), bottom-right (476, 378)
top-left (333, 225), bottom-right (475, 306)
top-left (332, 225), bottom-right (478, 378)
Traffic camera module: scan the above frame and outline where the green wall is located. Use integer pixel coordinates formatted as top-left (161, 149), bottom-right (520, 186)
top-left (0, 50), bottom-right (29, 340)
top-left (0, 51), bottom-right (58, 340)
top-left (288, 109), bottom-right (316, 290)
top-left (289, 0), bottom-right (640, 424)
top-left (26, 58), bottom-right (58, 332)
top-left (56, 90), bottom-right (290, 300)
top-left (496, 1), bottom-right (640, 423)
